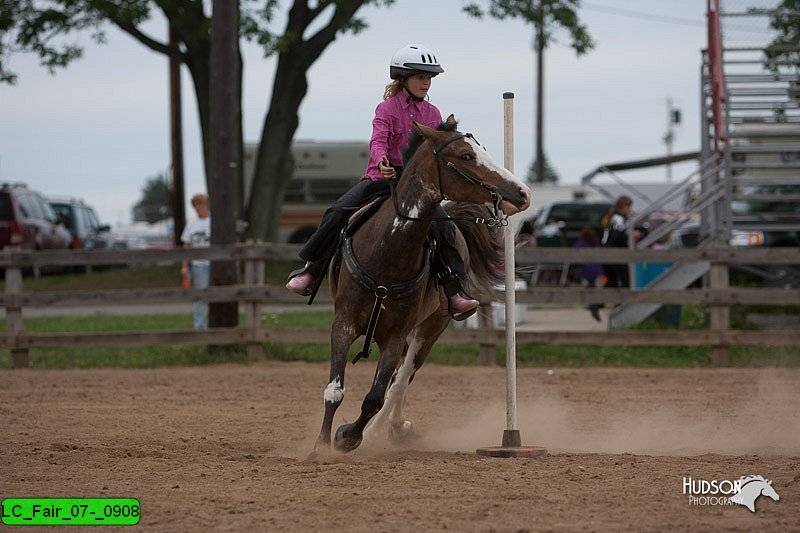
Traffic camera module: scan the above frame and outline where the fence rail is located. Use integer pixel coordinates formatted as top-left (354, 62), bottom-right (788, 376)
top-left (2, 243), bottom-right (799, 368)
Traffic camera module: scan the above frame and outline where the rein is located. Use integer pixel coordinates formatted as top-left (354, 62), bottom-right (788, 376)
top-left (390, 133), bottom-right (509, 228)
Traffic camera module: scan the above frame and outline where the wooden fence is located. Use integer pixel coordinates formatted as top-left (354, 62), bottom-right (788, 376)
top-left (2, 243), bottom-right (799, 368)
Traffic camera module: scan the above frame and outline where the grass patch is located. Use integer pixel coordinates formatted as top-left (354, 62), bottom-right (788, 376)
top-left (17, 265), bottom-right (182, 291)
top-left (11, 345), bottom-right (249, 369)
top-left (7, 260), bottom-right (304, 292)
top-left (2, 306), bottom-right (799, 369)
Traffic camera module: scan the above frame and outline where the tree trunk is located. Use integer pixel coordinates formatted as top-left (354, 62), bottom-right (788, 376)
top-left (208, 0), bottom-right (240, 330)
top-left (184, 46), bottom-right (212, 192)
top-left (245, 0), bottom-right (369, 242)
top-left (246, 50), bottom-right (309, 242)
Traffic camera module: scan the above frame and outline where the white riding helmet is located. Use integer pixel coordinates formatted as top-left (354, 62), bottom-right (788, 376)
top-left (389, 44), bottom-right (444, 80)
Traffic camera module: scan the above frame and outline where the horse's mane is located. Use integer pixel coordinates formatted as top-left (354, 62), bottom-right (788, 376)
top-left (740, 475), bottom-right (769, 485)
top-left (402, 118), bottom-right (458, 168)
top-left (445, 203), bottom-right (504, 297)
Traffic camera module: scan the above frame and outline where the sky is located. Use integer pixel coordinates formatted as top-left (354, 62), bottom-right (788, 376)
top-left (0, 0), bottom-right (773, 227)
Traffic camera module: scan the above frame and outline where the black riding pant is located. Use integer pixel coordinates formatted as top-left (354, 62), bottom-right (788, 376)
top-left (299, 179), bottom-right (389, 263)
top-left (603, 263), bottom-right (630, 289)
top-left (298, 178), bottom-right (467, 282)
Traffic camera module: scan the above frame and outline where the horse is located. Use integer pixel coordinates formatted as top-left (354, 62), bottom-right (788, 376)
top-left (312, 114), bottom-right (531, 456)
top-left (730, 475), bottom-right (780, 512)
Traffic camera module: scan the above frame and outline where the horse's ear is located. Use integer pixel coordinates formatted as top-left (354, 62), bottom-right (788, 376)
top-left (444, 114), bottom-right (457, 129)
top-left (413, 121), bottom-right (438, 140)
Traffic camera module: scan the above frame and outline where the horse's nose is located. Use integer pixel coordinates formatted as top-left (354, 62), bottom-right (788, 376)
top-left (519, 185), bottom-right (531, 211)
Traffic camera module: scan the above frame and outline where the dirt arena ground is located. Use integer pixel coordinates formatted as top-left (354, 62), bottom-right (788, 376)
top-left (1, 363), bottom-right (798, 532)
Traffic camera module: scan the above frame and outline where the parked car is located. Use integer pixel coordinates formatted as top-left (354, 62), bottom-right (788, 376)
top-left (669, 219), bottom-right (800, 288)
top-left (730, 184), bottom-right (800, 247)
top-left (48, 196), bottom-right (112, 250)
top-left (0, 182), bottom-right (72, 252)
top-left (518, 201), bottom-right (613, 247)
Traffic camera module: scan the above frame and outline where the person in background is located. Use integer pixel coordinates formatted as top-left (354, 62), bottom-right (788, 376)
top-left (601, 195), bottom-right (641, 289)
top-left (181, 193), bottom-right (211, 330)
top-left (575, 226), bottom-right (604, 322)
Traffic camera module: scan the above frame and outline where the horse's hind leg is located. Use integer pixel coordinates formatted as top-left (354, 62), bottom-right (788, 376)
top-left (333, 336), bottom-right (405, 453)
top-left (312, 317), bottom-right (358, 457)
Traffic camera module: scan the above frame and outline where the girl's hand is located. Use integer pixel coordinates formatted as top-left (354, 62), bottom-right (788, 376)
top-left (379, 157), bottom-right (396, 179)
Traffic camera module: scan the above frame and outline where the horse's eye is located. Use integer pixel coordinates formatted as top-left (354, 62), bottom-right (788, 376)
top-left (460, 154), bottom-right (472, 161)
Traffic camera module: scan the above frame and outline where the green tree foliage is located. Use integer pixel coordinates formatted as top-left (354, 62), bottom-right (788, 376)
top-left (464, 1), bottom-right (592, 186)
top-left (526, 154), bottom-right (560, 184)
top-left (763, 1), bottom-right (800, 68)
top-left (762, 0), bottom-right (800, 102)
top-left (0, 0), bottom-right (394, 241)
top-left (133, 174), bottom-right (171, 223)
top-left (463, 0), bottom-right (594, 55)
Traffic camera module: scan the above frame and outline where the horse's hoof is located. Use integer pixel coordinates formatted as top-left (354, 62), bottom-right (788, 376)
top-left (333, 423), bottom-right (362, 453)
top-left (389, 420), bottom-right (416, 444)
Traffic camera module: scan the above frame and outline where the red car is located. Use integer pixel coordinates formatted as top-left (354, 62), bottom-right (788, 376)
top-left (0, 182), bottom-right (72, 252)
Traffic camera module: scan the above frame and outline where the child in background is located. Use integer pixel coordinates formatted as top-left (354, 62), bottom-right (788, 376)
top-left (574, 226), bottom-right (604, 322)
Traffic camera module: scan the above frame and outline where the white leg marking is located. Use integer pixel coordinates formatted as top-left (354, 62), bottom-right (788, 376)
top-left (363, 332), bottom-right (422, 441)
top-left (324, 377), bottom-right (344, 404)
top-left (388, 336), bottom-right (420, 430)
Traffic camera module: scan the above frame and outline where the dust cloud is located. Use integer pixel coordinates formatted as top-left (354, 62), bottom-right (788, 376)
top-left (405, 369), bottom-right (800, 456)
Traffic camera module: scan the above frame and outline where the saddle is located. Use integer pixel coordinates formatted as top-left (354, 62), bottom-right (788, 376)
top-left (345, 196), bottom-right (388, 237)
top-left (303, 193), bottom-right (392, 305)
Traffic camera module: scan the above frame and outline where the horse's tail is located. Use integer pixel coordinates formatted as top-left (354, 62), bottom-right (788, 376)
top-left (445, 203), bottom-right (504, 298)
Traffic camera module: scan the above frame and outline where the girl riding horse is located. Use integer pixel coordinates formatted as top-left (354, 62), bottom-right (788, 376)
top-left (314, 116), bottom-right (531, 455)
top-left (285, 44), bottom-right (479, 319)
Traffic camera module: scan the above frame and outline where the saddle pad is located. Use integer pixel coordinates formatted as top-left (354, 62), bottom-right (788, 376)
top-left (345, 194), bottom-right (389, 237)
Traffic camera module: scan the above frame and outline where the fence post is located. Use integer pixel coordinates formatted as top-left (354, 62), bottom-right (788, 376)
top-left (477, 302), bottom-right (497, 365)
top-left (5, 264), bottom-right (28, 368)
top-left (243, 243), bottom-right (265, 361)
top-left (708, 259), bottom-right (730, 366)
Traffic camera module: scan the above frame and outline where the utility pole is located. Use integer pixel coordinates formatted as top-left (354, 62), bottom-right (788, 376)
top-left (534, 0), bottom-right (545, 184)
top-left (169, 23), bottom-right (185, 247)
top-left (209, 0), bottom-right (240, 329)
top-left (663, 97), bottom-right (681, 183)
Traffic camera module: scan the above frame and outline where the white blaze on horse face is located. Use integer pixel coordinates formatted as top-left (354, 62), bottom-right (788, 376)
top-left (464, 136), bottom-right (531, 213)
top-left (324, 377), bottom-right (344, 404)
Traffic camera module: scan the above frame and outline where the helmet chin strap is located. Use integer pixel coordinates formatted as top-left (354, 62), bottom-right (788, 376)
top-left (401, 80), bottom-right (425, 103)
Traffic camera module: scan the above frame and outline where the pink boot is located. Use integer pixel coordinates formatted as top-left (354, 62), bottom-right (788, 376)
top-left (449, 293), bottom-right (479, 315)
top-left (286, 272), bottom-right (314, 296)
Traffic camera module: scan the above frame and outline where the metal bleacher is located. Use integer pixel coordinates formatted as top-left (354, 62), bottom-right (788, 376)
top-left (603, 1), bottom-right (800, 327)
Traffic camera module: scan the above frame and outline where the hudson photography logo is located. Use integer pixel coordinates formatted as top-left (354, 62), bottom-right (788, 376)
top-left (682, 475), bottom-right (781, 512)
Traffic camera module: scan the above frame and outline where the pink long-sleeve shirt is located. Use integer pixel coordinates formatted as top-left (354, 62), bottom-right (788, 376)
top-left (364, 92), bottom-right (442, 181)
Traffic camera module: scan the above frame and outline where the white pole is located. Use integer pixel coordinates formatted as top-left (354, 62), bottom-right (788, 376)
top-left (502, 93), bottom-right (517, 433)
top-left (478, 93), bottom-right (546, 456)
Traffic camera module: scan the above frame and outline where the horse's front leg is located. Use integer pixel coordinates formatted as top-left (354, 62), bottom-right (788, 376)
top-left (333, 337), bottom-right (405, 453)
top-left (389, 315), bottom-right (450, 441)
top-left (312, 318), bottom-right (358, 457)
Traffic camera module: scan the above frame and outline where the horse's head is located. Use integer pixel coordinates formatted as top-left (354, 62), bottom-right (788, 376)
top-left (733, 475), bottom-right (781, 512)
top-left (412, 115), bottom-right (531, 216)
top-left (762, 482), bottom-right (780, 502)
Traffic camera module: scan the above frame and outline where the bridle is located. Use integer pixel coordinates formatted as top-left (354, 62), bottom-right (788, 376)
top-left (390, 132), bottom-right (509, 227)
